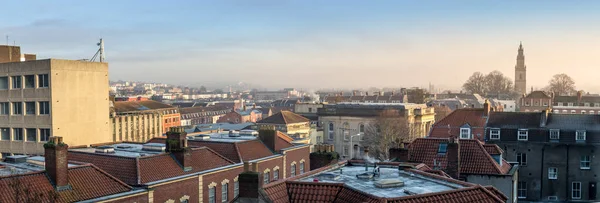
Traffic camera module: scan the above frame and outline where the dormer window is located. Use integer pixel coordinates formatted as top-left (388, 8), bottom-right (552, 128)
top-left (460, 128), bottom-right (471, 139)
top-left (549, 129), bottom-right (560, 141)
top-left (490, 128), bottom-right (500, 140)
top-left (576, 130), bottom-right (586, 142)
top-left (518, 129), bottom-right (528, 141)
top-left (492, 154), bottom-right (502, 166)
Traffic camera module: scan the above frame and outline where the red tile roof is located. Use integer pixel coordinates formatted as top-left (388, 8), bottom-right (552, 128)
top-left (236, 140), bottom-right (276, 161)
top-left (408, 138), bottom-right (512, 175)
top-left (69, 147), bottom-right (235, 185)
top-left (385, 185), bottom-right (504, 203)
top-left (258, 111), bottom-right (309, 124)
top-left (483, 144), bottom-right (503, 155)
top-left (0, 165), bottom-right (133, 203)
top-left (275, 132), bottom-right (295, 151)
top-left (429, 108), bottom-right (487, 141)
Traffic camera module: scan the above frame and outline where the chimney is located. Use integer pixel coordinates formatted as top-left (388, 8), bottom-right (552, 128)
top-left (258, 126), bottom-right (277, 152)
top-left (166, 127), bottom-right (192, 171)
top-left (44, 136), bottom-right (71, 191)
top-left (541, 108), bottom-right (550, 127)
top-left (483, 99), bottom-right (491, 117)
top-left (366, 92), bottom-right (369, 96)
top-left (446, 137), bottom-right (461, 179)
top-left (238, 162), bottom-right (261, 201)
top-left (577, 91), bottom-right (583, 103)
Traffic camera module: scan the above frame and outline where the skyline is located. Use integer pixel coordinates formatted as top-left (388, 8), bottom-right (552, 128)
top-left (1, 1), bottom-right (600, 91)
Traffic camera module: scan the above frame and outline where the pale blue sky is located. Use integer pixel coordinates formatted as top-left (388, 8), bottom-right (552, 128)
top-left (1, 1), bottom-right (600, 91)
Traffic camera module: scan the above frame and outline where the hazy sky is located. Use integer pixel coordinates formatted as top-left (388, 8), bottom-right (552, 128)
top-left (1, 1), bottom-right (600, 91)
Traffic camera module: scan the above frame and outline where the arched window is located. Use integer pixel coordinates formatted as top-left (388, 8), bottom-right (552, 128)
top-left (359, 124), bottom-right (365, 134)
top-left (328, 123), bottom-right (334, 140)
top-left (590, 111), bottom-right (595, 114)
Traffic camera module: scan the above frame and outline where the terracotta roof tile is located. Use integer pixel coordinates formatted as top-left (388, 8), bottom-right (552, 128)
top-left (334, 187), bottom-right (381, 203)
top-left (262, 181), bottom-right (290, 203)
top-left (68, 152), bottom-right (139, 185)
top-left (187, 140), bottom-right (242, 163)
top-left (385, 185), bottom-right (504, 203)
top-left (0, 165), bottom-right (132, 203)
top-left (236, 140), bottom-right (275, 161)
top-left (483, 144), bottom-right (503, 155)
top-left (275, 132), bottom-right (295, 151)
top-left (287, 182), bottom-right (342, 203)
top-left (429, 108), bottom-right (487, 141)
top-left (408, 138), bottom-right (511, 175)
top-left (258, 111), bottom-right (309, 124)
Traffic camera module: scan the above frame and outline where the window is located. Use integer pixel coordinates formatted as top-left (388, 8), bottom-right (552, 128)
top-left (343, 145), bottom-right (349, 156)
top-left (13, 128), bottom-right (23, 141)
top-left (0, 77), bottom-right (7, 89)
top-left (234, 180), bottom-right (239, 198)
top-left (438, 143), bottom-right (448, 153)
top-left (590, 110), bottom-right (595, 114)
top-left (518, 181), bottom-right (527, 199)
top-left (547, 196), bottom-right (558, 201)
top-left (576, 130), bottom-right (586, 141)
top-left (584, 103), bottom-right (590, 107)
top-left (25, 102), bottom-right (35, 115)
top-left (263, 172), bottom-right (270, 184)
top-left (11, 76), bottom-right (21, 89)
top-left (39, 101), bottom-right (50, 115)
top-left (518, 130), bottom-right (528, 141)
top-left (580, 156), bottom-right (591, 169)
top-left (517, 153), bottom-right (527, 166)
top-left (581, 111), bottom-right (586, 114)
top-left (308, 107), bottom-right (312, 113)
top-left (490, 129), bottom-right (500, 140)
top-left (24, 75), bottom-right (34, 88)
top-left (40, 129), bottom-right (50, 142)
top-left (12, 102), bottom-right (22, 115)
top-left (557, 102), bottom-right (562, 106)
top-left (359, 124), bottom-right (365, 134)
top-left (548, 167), bottom-right (557, 179)
top-left (0, 102), bottom-right (8, 115)
top-left (273, 169), bottom-right (279, 180)
top-left (571, 110), bottom-right (576, 114)
top-left (38, 74), bottom-right (49, 88)
top-left (291, 164), bottom-right (296, 177)
top-left (300, 163), bottom-right (305, 174)
top-left (568, 103), bottom-right (574, 107)
top-left (460, 128), bottom-right (471, 139)
top-left (562, 110), bottom-right (568, 113)
top-left (26, 128), bottom-right (36, 142)
top-left (1, 128), bottom-right (9, 140)
top-left (208, 187), bottom-right (216, 203)
top-left (343, 130), bottom-right (349, 140)
top-left (221, 183), bottom-right (228, 203)
top-left (572, 182), bottom-right (582, 199)
top-left (328, 123), bottom-right (334, 140)
top-left (549, 129), bottom-right (560, 140)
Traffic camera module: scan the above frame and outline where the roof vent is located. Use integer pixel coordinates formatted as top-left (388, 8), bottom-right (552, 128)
top-left (5, 155), bottom-right (28, 163)
top-left (229, 130), bottom-right (240, 137)
top-left (374, 179), bottom-right (404, 188)
top-left (195, 134), bottom-right (211, 140)
top-left (95, 146), bottom-right (115, 153)
top-left (116, 145), bottom-right (133, 149)
top-left (315, 172), bottom-right (341, 181)
top-left (142, 143), bottom-right (166, 152)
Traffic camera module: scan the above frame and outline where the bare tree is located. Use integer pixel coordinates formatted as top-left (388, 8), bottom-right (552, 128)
top-left (360, 109), bottom-right (411, 161)
top-left (546, 73), bottom-right (576, 96)
top-left (462, 72), bottom-right (487, 95)
top-left (485, 71), bottom-right (514, 95)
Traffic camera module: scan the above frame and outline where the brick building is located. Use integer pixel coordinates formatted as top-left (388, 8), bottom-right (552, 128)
top-left (66, 127), bottom-right (310, 203)
top-left (179, 106), bottom-right (231, 126)
top-left (216, 108), bottom-right (262, 124)
top-left (428, 101), bottom-right (493, 141)
top-left (553, 91), bottom-right (600, 114)
top-left (113, 100), bottom-right (180, 135)
top-left (519, 91), bottom-right (552, 112)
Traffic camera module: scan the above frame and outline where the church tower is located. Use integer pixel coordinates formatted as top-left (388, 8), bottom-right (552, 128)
top-left (514, 42), bottom-right (527, 95)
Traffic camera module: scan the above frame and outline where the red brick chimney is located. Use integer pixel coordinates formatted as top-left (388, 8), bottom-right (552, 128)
top-left (446, 137), bottom-right (461, 179)
top-left (44, 136), bottom-right (70, 191)
top-left (258, 127), bottom-right (277, 152)
top-left (238, 162), bottom-right (261, 200)
top-left (166, 127), bottom-right (192, 171)
top-left (577, 91), bottom-right (583, 104)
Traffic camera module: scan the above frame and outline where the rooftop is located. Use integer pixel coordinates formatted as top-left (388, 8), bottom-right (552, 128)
top-left (113, 100), bottom-right (175, 113)
top-left (257, 110), bottom-right (309, 124)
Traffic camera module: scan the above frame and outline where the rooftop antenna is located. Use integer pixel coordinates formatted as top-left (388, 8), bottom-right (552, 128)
top-left (5, 35), bottom-right (8, 45)
top-left (90, 38), bottom-right (105, 62)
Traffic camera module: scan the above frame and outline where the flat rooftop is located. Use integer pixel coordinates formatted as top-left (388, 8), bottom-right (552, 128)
top-left (192, 132), bottom-right (257, 143)
top-left (298, 165), bottom-right (464, 198)
top-left (0, 156), bottom-right (78, 176)
top-left (69, 143), bottom-right (166, 158)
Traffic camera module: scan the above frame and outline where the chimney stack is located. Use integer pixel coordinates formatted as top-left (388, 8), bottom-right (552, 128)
top-left (446, 137), bottom-right (461, 179)
top-left (166, 127), bottom-right (192, 171)
top-left (483, 99), bottom-right (491, 117)
top-left (258, 126), bottom-right (277, 152)
top-left (44, 136), bottom-right (71, 191)
top-left (577, 91), bottom-right (583, 103)
top-left (238, 162), bottom-right (261, 201)
top-left (541, 108), bottom-right (550, 127)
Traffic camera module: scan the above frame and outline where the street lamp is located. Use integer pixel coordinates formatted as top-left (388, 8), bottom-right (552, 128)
top-left (349, 134), bottom-right (361, 160)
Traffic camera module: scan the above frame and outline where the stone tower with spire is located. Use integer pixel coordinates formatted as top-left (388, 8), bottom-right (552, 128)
top-left (514, 42), bottom-right (527, 95)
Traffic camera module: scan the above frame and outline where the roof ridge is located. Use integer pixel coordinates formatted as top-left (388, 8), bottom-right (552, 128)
top-left (477, 184), bottom-right (506, 203)
top-left (197, 146), bottom-right (236, 164)
top-left (469, 139), bottom-right (505, 174)
top-left (87, 164), bottom-right (134, 190)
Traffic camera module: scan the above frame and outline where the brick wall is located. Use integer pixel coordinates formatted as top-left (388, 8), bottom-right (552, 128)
top-left (285, 146), bottom-right (311, 178)
top-left (203, 166), bottom-right (244, 203)
top-left (104, 193), bottom-right (149, 203)
top-left (153, 177), bottom-right (198, 203)
top-left (256, 157), bottom-right (284, 184)
top-left (217, 112), bottom-right (242, 123)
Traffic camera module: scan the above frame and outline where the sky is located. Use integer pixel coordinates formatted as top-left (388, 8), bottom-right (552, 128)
top-left (1, 1), bottom-right (600, 91)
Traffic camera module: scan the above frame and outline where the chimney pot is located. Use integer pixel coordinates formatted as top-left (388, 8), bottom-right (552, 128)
top-left (166, 128), bottom-right (192, 171)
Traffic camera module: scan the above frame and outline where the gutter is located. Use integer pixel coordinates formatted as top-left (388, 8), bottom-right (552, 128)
top-left (77, 189), bottom-right (147, 203)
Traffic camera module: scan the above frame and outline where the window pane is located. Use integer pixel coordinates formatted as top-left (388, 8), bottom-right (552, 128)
top-left (222, 183), bottom-right (228, 202)
top-left (38, 74), bottom-right (49, 88)
top-left (209, 187), bottom-right (215, 203)
top-left (39, 101), bottom-right (50, 115)
top-left (234, 181), bottom-right (239, 198)
top-left (0, 102), bottom-right (8, 115)
top-left (300, 163), bottom-right (305, 174)
top-left (26, 128), bottom-right (36, 141)
top-left (0, 77), bottom-right (7, 89)
top-left (1, 128), bottom-right (9, 140)
top-left (12, 102), bottom-right (22, 115)
top-left (11, 76), bottom-right (21, 88)
top-left (40, 129), bottom-right (50, 142)
top-left (24, 75), bottom-right (34, 88)
top-left (13, 128), bottom-right (23, 140)
top-left (25, 102), bottom-right (35, 115)
top-left (264, 172), bottom-right (269, 184)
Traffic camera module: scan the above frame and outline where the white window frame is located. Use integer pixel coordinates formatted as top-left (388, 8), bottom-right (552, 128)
top-left (328, 123), bottom-right (334, 140)
top-left (460, 128), bottom-right (471, 139)
top-left (208, 186), bottom-right (216, 203)
top-left (517, 153), bottom-right (527, 166)
top-left (291, 164), bottom-right (296, 177)
top-left (580, 156), bottom-right (591, 170)
top-left (234, 180), bottom-right (239, 198)
top-left (548, 167), bottom-right (557, 179)
top-left (568, 103), bottom-right (574, 106)
top-left (263, 171), bottom-right (270, 184)
top-left (221, 183), bottom-right (228, 203)
top-left (517, 181), bottom-right (527, 199)
top-left (518, 129), bottom-right (528, 141)
top-left (273, 169), bottom-right (279, 181)
top-left (300, 162), bottom-right (305, 174)
top-left (549, 129), bottom-right (560, 140)
top-left (572, 182), bottom-right (581, 200)
top-left (576, 130), bottom-right (586, 141)
top-left (489, 128), bottom-right (500, 140)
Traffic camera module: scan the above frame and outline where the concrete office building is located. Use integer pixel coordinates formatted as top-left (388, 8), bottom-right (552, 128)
top-left (0, 59), bottom-right (110, 156)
